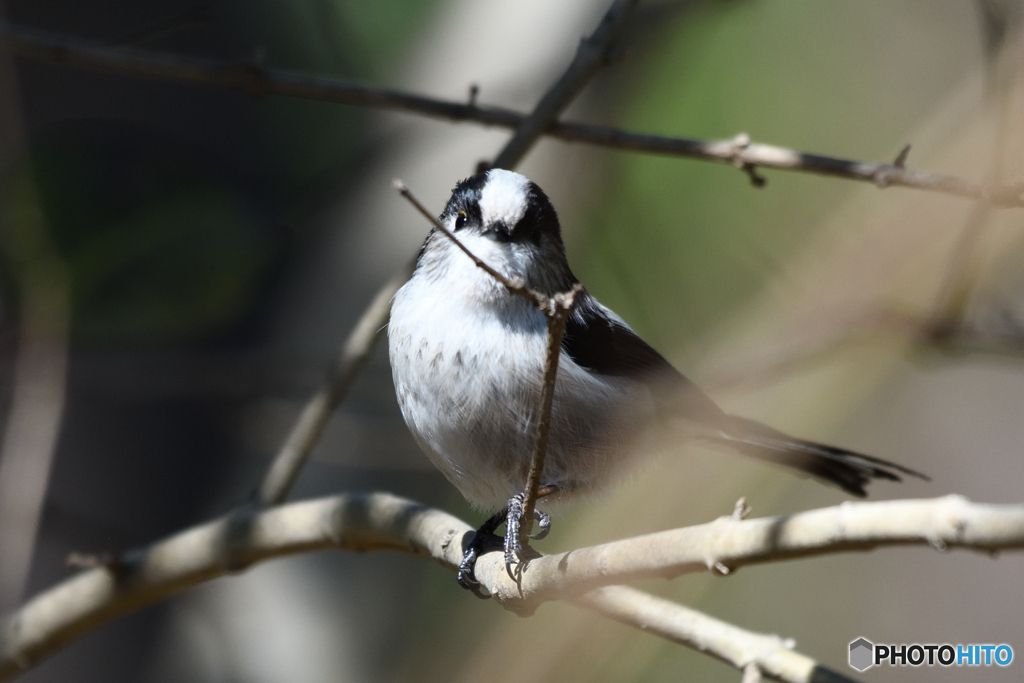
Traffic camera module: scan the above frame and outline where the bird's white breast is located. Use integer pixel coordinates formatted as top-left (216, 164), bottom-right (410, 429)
top-left (388, 236), bottom-right (652, 510)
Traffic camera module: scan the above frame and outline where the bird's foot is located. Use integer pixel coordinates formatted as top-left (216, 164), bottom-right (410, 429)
top-left (457, 485), bottom-right (558, 591)
top-left (457, 509), bottom-right (504, 594)
top-left (504, 485), bottom-right (558, 583)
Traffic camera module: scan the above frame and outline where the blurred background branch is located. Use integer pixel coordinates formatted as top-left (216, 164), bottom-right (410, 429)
top-left (1, 21), bottom-right (1023, 207)
top-left (0, 31), bottom-right (70, 616)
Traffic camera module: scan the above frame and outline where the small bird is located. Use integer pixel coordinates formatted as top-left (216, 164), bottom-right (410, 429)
top-left (388, 169), bottom-right (926, 587)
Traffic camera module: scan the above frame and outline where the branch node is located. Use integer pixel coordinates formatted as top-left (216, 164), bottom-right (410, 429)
top-left (741, 662), bottom-right (762, 683)
top-left (729, 134), bottom-right (766, 188)
top-left (729, 132), bottom-right (751, 165)
top-left (467, 83), bottom-right (479, 107)
top-left (65, 552), bottom-right (127, 579)
top-left (731, 497), bottom-right (751, 521)
top-left (711, 561), bottom-right (731, 576)
top-left (742, 164), bottom-right (767, 188)
top-left (893, 143), bottom-right (912, 168)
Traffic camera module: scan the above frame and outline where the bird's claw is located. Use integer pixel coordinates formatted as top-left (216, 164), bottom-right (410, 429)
top-left (502, 493), bottom-right (554, 582)
top-left (532, 509), bottom-right (552, 540)
top-left (457, 545), bottom-right (481, 589)
top-left (504, 493), bottom-right (527, 582)
top-left (457, 509), bottom-right (505, 595)
top-left (459, 486), bottom-right (559, 589)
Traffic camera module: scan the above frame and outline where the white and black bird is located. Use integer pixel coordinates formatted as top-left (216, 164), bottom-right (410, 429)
top-left (388, 169), bottom-right (926, 587)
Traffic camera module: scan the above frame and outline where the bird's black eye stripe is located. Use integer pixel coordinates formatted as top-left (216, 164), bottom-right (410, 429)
top-left (455, 210), bottom-right (468, 230)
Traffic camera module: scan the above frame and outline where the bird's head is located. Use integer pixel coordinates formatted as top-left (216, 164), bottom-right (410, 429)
top-left (427, 168), bottom-right (574, 294)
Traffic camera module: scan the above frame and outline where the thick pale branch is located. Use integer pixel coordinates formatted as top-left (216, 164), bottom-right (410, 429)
top-left (8, 490), bottom-right (998, 675)
top-left (0, 492), bottom-right (854, 683)
top-left (2, 23), bottom-right (1022, 206)
top-left (0, 493), bottom-right (465, 680)
top-left (486, 495), bottom-right (1024, 606)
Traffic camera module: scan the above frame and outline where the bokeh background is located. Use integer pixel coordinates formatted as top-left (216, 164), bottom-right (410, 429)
top-left (1, 0), bottom-right (1023, 681)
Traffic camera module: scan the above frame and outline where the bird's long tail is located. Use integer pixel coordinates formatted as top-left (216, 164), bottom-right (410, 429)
top-left (708, 415), bottom-right (929, 497)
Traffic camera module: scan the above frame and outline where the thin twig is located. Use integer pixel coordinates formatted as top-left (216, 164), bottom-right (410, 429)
top-left (490, 0), bottom-right (638, 170)
top-left (0, 491), bottom-right (901, 683)
top-left (392, 180), bottom-right (549, 308)
top-left (2, 22), bottom-right (1023, 207)
top-left (519, 287), bottom-right (582, 541)
top-left (253, 267), bottom-right (412, 506)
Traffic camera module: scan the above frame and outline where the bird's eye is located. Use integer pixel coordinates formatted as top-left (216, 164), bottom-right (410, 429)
top-left (454, 211), bottom-right (468, 230)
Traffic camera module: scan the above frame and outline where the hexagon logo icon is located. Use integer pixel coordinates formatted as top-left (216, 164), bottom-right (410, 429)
top-left (849, 638), bottom-right (874, 671)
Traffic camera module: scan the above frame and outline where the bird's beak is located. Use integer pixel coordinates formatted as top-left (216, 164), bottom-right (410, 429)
top-left (482, 220), bottom-right (512, 241)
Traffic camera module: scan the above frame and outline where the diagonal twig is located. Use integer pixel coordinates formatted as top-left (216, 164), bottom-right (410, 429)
top-left (490, 0), bottom-right (638, 170)
top-left (253, 266), bottom-right (413, 506)
top-left (518, 288), bottom-right (580, 547)
top-left (392, 182), bottom-right (538, 302)
top-left (1, 22), bottom-right (1023, 207)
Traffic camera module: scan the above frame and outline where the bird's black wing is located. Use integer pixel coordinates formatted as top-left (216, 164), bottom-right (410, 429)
top-left (560, 289), bottom-right (928, 496)
top-left (561, 290), bottom-right (725, 422)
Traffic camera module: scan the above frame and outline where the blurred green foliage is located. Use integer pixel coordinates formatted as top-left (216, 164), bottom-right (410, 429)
top-left (574, 0), bottom-right (976, 361)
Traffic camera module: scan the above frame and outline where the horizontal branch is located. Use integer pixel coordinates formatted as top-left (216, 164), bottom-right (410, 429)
top-left (481, 495), bottom-right (1024, 606)
top-left (0, 492), bottom-right (851, 683)
top-left (1, 22), bottom-right (1022, 207)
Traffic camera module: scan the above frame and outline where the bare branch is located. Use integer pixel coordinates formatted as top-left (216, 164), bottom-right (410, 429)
top-left (1, 491), bottom-right (863, 683)
top-left (490, 0), bottom-right (638, 170)
top-left (0, 493), bottom-right (463, 680)
top-left (2, 22), bottom-right (1022, 207)
top-left (574, 587), bottom-right (857, 683)
top-left (479, 495), bottom-right (1024, 607)
top-left (0, 188), bottom-right (71, 611)
top-left (254, 267), bottom-right (412, 505)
